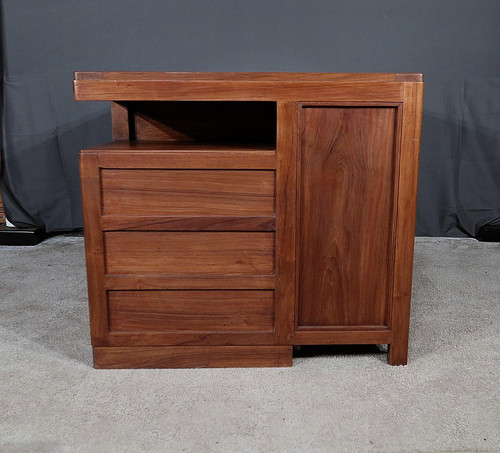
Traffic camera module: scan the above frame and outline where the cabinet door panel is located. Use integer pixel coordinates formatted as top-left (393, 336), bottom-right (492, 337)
top-left (298, 107), bottom-right (397, 327)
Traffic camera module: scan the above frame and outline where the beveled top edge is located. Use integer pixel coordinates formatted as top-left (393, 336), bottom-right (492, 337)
top-left (80, 141), bottom-right (276, 153)
top-left (74, 72), bottom-right (423, 83)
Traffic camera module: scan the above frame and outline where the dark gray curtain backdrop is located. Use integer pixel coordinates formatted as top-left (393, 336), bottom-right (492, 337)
top-left (1, 0), bottom-right (499, 235)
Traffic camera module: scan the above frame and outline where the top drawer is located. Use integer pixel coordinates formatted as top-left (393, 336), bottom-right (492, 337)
top-left (101, 169), bottom-right (275, 216)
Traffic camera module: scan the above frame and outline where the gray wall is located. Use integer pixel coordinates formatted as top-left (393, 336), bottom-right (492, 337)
top-left (1, 0), bottom-right (499, 235)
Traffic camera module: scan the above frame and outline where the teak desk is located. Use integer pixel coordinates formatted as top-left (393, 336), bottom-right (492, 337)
top-left (74, 72), bottom-right (423, 368)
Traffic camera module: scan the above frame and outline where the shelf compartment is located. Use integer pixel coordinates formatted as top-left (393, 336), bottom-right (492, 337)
top-left (111, 101), bottom-right (277, 147)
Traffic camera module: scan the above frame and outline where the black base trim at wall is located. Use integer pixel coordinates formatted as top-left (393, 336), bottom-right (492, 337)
top-left (476, 224), bottom-right (500, 242)
top-left (0, 224), bottom-right (46, 246)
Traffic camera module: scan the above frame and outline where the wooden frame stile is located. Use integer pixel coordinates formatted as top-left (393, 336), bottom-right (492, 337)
top-left (294, 101), bottom-right (303, 341)
top-left (384, 101), bottom-right (404, 355)
top-left (110, 102), bottom-right (130, 140)
top-left (79, 152), bottom-right (108, 347)
top-left (275, 102), bottom-right (298, 346)
top-left (388, 82), bottom-right (424, 365)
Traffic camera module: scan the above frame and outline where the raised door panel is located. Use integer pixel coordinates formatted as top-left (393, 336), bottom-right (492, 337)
top-left (298, 106), bottom-right (397, 327)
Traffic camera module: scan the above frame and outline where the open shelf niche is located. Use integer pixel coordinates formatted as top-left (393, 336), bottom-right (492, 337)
top-left (111, 101), bottom-right (277, 148)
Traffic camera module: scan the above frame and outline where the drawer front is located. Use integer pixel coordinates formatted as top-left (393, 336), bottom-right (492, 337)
top-left (101, 169), bottom-right (275, 216)
top-left (108, 290), bottom-right (274, 332)
top-left (104, 231), bottom-right (275, 275)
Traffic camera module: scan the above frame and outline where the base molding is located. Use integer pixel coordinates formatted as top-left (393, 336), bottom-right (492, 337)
top-left (0, 224), bottom-right (46, 246)
top-left (476, 224), bottom-right (500, 242)
top-left (93, 345), bottom-right (293, 369)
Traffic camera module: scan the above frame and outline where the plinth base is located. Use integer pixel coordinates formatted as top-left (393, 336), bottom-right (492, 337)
top-left (0, 224), bottom-right (46, 246)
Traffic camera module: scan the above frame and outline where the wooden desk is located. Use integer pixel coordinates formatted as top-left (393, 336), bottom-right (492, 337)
top-left (74, 72), bottom-right (423, 368)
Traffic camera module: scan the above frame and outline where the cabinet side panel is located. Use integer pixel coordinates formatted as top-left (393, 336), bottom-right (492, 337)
top-left (388, 83), bottom-right (424, 365)
top-left (111, 102), bottom-right (131, 141)
top-left (298, 107), bottom-right (397, 327)
top-left (80, 153), bottom-right (109, 345)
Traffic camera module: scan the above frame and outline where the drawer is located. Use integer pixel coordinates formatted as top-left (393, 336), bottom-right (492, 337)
top-left (101, 169), bottom-right (275, 216)
top-left (107, 290), bottom-right (274, 332)
top-left (104, 231), bottom-right (275, 275)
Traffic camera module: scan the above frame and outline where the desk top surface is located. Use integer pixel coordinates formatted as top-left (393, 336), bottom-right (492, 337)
top-left (73, 72), bottom-right (423, 102)
top-left (75, 72), bottom-right (422, 82)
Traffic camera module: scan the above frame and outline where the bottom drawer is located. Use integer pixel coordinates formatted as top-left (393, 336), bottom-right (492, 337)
top-left (108, 290), bottom-right (274, 332)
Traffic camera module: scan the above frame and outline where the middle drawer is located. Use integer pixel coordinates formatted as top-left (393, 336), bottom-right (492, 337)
top-left (101, 169), bottom-right (275, 216)
top-left (104, 231), bottom-right (275, 275)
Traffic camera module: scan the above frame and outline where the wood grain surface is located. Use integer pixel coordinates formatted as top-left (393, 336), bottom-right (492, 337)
top-left (110, 102), bottom-right (130, 140)
top-left (101, 215), bottom-right (276, 232)
top-left (107, 290), bottom-right (274, 332)
top-left (274, 102), bottom-right (298, 343)
top-left (74, 80), bottom-right (404, 102)
top-left (388, 82), bottom-right (424, 365)
top-left (104, 274), bottom-right (276, 290)
top-left (293, 328), bottom-right (392, 345)
top-left (104, 231), bottom-right (275, 275)
top-left (80, 153), bottom-right (109, 345)
top-left (93, 345), bottom-right (292, 368)
top-left (298, 106), bottom-right (397, 327)
top-left (101, 169), bottom-right (275, 216)
top-left (81, 143), bottom-right (277, 170)
top-left (75, 72), bottom-right (423, 82)
top-left (83, 141), bottom-right (276, 152)
top-left (107, 331), bottom-right (276, 347)
top-left (73, 72), bottom-right (422, 103)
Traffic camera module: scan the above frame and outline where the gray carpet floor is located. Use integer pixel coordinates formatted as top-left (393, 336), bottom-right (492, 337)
top-left (0, 237), bottom-right (499, 452)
